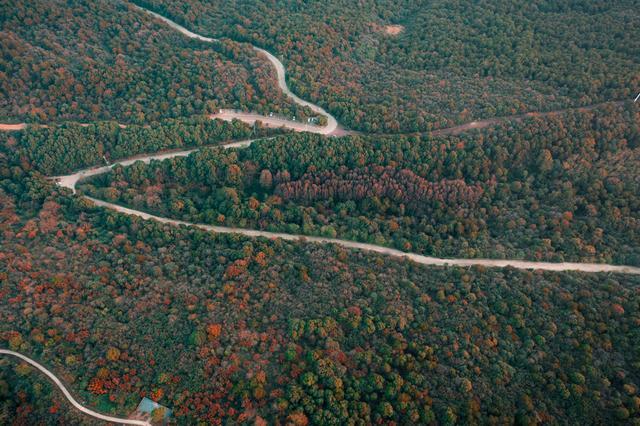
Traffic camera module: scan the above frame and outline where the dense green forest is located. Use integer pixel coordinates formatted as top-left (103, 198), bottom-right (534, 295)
top-left (136, 0), bottom-right (640, 132)
top-left (0, 0), bottom-right (315, 123)
top-left (2, 144), bottom-right (640, 424)
top-left (80, 103), bottom-right (640, 264)
top-left (0, 117), bottom-right (282, 175)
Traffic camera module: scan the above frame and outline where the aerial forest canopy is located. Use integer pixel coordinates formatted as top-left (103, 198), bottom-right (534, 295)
top-left (0, 0), bottom-right (315, 123)
top-left (80, 103), bottom-right (640, 265)
top-left (1, 0), bottom-right (640, 425)
top-left (1, 148), bottom-right (640, 424)
top-left (135, 0), bottom-right (640, 132)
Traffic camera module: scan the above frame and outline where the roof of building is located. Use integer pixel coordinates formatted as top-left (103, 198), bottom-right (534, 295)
top-left (136, 397), bottom-right (172, 420)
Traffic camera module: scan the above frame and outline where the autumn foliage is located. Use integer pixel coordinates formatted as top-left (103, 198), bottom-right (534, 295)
top-left (1, 142), bottom-right (640, 424)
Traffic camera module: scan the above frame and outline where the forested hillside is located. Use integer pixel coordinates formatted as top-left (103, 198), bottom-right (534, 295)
top-left (1, 147), bottom-right (640, 425)
top-left (2, 0), bottom-right (640, 424)
top-left (137, 0), bottom-right (640, 132)
top-left (0, 0), bottom-right (314, 123)
top-left (80, 103), bottom-right (640, 264)
top-left (0, 117), bottom-right (282, 175)
top-left (5, 0), bottom-right (637, 131)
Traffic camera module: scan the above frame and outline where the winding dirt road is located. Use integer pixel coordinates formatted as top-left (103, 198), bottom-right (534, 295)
top-left (51, 142), bottom-right (640, 274)
top-left (0, 6), bottom-right (341, 136)
top-left (52, 139), bottom-right (259, 193)
top-left (44, 7), bottom-right (639, 275)
top-left (136, 5), bottom-right (340, 135)
top-left (0, 349), bottom-right (150, 425)
top-left (84, 197), bottom-right (640, 274)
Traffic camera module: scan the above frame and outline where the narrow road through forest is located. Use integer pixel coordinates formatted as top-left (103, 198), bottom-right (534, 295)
top-left (42, 6), bottom-right (640, 275)
top-left (2, 5), bottom-right (640, 425)
top-left (52, 140), bottom-right (256, 193)
top-left (0, 349), bottom-right (151, 425)
top-left (85, 197), bottom-right (640, 274)
top-left (136, 5), bottom-right (341, 135)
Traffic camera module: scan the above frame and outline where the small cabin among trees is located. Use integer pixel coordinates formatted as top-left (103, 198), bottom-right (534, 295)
top-left (135, 397), bottom-right (172, 423)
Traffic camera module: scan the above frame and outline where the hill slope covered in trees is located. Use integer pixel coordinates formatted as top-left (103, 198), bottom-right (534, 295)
top-left (135, 0), bottom-right (640, 133)
top-left (0, 0), bottom-right (314, 124)
top-left (1, 149), bottom-right (640, 424)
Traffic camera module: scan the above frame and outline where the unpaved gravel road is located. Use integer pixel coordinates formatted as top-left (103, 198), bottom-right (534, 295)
top-left (47, 7), bottom-right (640, 276)
top-left (0, 349), bottom-right (151, 425)
top-left (83, 196), bottom-right (640, 275)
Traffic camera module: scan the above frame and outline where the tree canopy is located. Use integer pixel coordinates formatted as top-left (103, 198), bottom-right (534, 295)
top-left (1, 0), bottom-right (316, 124)
top-left (80, 103), bottom-right (640, 264)
top-left (136, 0), bottom-right (640, 132)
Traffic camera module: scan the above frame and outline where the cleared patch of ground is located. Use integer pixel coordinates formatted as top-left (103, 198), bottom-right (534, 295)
top-left (384, 25), bottom-right (404, 35)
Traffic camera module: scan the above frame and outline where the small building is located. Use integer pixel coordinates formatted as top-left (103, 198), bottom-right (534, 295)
top-left (135, 397), bottom-right (172, 423)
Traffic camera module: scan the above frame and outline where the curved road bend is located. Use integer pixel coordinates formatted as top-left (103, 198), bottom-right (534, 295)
top-left (135, 5), bottom-right (340, 135)
top-left (52, 138), bottom-right (258, 193)
top-left (0, 349), bottom-right (150, 426)
top-left (53, 151), bottom-right (195, 194)
top-left (211, 109), bottom-right (343, 135)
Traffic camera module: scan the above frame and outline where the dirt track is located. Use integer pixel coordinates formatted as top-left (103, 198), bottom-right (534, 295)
top-left (43, 9), bottom-right (640, 275)
top-left (0, 349), bottom-right (151, 425)
top-left (0, 123), bottom-right (27, 131)
top-left (431, 101), bottom-right (625, 136)
top-left (51, 144), bottom-right (640, 274)
top-left (85, 197), bottom-right (640, 275)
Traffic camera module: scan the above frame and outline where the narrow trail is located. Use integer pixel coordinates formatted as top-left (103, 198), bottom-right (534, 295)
top-left (431, 101), bottom-right (626, 136)
top-left (0, 349), bottom-right (151, 426)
